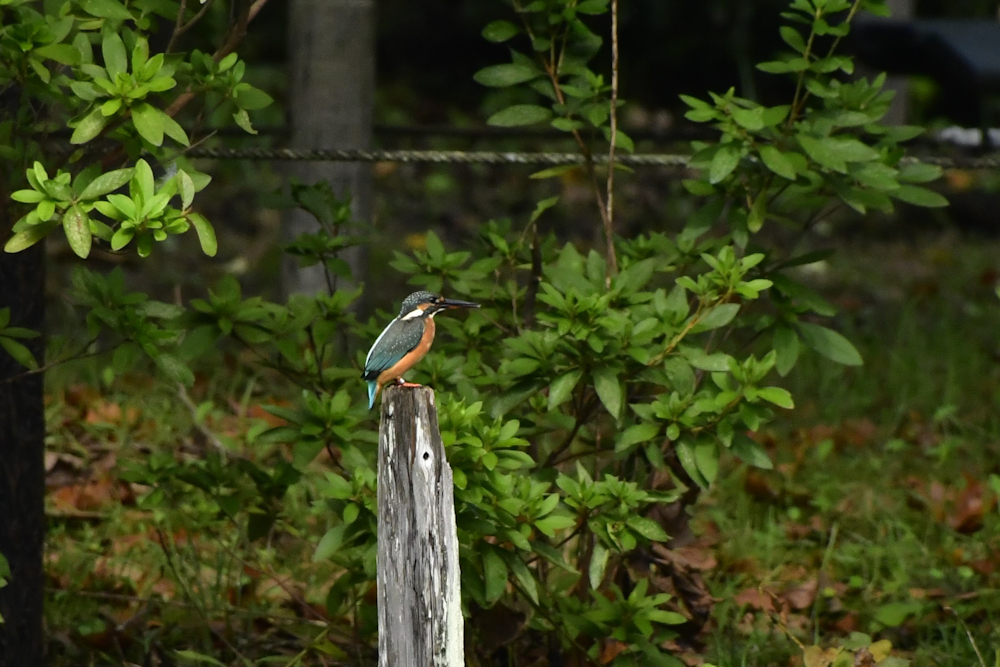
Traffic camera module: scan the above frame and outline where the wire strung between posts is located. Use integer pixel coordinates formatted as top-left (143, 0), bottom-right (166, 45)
top-left (183, 146), bottom-right (1000, 170)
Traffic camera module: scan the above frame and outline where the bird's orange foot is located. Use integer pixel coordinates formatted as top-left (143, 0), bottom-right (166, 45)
top-left (400, 381), bottom-right (423, 388)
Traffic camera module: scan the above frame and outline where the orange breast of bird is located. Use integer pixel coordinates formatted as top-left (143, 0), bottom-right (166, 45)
top-left (376, 317), bottom-right (436, 389)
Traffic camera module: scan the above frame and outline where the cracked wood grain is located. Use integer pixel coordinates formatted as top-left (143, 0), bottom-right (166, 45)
top-left (377, 385), bottom-right (464, 667)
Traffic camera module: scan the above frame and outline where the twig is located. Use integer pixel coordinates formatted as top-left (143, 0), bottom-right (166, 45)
top-left (542, 396), bottom-right (596, 469)
top-left (522, 227), bottom-right (542, 328)
top-left (511, 0), bottom-right (617, 275)
top-left (154, 528), bottom-right (253, 664)
top-left (0, 336), bottom-right (101, 385)
top-left (176, 382), bottom-right (244, 458)
top-left (604, 0), bottom-right (621, 282)
top-left (164, 0), bottom-right (270, 118)
top-left (946, 606), bottom-right (987, 667)
top-left (166, 0), bottom-right (191, 53)
top-left (811, 522), bottom-right (838, 644)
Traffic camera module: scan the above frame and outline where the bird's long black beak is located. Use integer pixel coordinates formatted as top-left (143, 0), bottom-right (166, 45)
top-left (440, 298), bottom-right (480, 310)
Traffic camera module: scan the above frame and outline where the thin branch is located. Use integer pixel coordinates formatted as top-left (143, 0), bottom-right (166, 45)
top-left (166, 0), bottom-right (191, 53)
top-left (604, 0), bottom-right (621, 281)
top-left (511, 0), bottom-right (617, 276)
top-left (542, 396), bottom-right (596, 469)
top-left (164, 0), bottom-right (270, 118)
top-left (522, 227), bottom-right (542, 328)
top-left (176, 381), bottom-right (249, 459)
top-left (154, 528), bottom-right (253, 664)
top-left (0, 336), bottom-right (101, 385)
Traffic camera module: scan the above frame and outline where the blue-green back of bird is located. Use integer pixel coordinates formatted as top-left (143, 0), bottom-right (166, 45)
top-left (363, 316), bottom-right (425, 408)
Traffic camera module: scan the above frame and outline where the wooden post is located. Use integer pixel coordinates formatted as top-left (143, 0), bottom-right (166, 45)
top-left (283, 0), bottom-right (374, 297)
top-left (377, 386), bottom-right (464, 667)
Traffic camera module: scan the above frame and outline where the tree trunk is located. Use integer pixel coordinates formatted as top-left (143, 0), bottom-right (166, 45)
top-left (283, 0), bottom-right (374, 297)
top-left (0, 242), bottom-right (46, 667)
top-left (377, 386), bottom-right (464, 667)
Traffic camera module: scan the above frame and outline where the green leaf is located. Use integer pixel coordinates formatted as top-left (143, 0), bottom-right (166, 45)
top-left (111, 226), bottom-right (134, 251)
top-left (694, 438), bottom-right (719, 484)
top-left (101, 31), bottom-right (128, 77)
top-left (483, 548), bottom-right (508, 604)
top-left (779, 25), bottom-right (807, 53)
top-left (798, 322), bottom-right (862, 366)
top-left (11, 190), bottom-right (46, 204)
top-left (892, 185), bottom-right (948, 208)
top-left (773, 325), bottom-right (800, 376)
top-left (548, 369), bottom-right (582, 410)
top-left (0, 337), bottom-right (38, 369)
top-left (692, 303), bottom-right (739, 332)
top-left (592, 366), bottom-right (623, 419)
top-left (589, 542), bottom-right (609, 589)
top-left (178, 171), bottom-right (195, 209)
top-left (189, 213), bottom-right (218, 257)
top-left (482, 20), bottom-right (519, 42)
top-left (506, 555), bottom-right (538, 604)
top-left (157, 354), bottom-right (194, 385)
top-left (530, 164), bottom-right (581, 180)
top-left (487, 104), bottom-right (552, 127)
top-left (873, 602), bottom-right (923, 628)
top-left (134, 159), bottom-right (155, 201)
top-left (627, 516), bottom-right (669, 542)
top-left (233, 109), bottom-right (256, 134)
top-left (131, 103), bottom-right (164, 146)
top-left (709, 144), bottom-right (741, 184)
top-left (34, 43), bottom-right (81, 65)
top-left (530, 196), bottom-right (559, 224)
top-left (759, 145), bottom-right (797, 180)
top-left (79, 168), bottom-right (134, 199)
top-left (313, 526), bottom-right (344, 562)
top-left (81, 0), bottom-right (132, 19)
top-left (675, 440), bottom-right (708, 488)
top-left (683, 349), bottom-right (730, 372)
top-left (63, 206), bottom-right (91, 259)
top-left (4, 223), bottom-right (54, 253)
top-left (174, 649), bottom-right (228, 666)
top-left (756, 386), bottom-right (794, 409)
top-left (474, 64), bottom-right (538, 87)
top-left (897, 162), bottom-right (942, 184)
top-left (534, 514), bottom-right (575, 537)
top-left (235, 85), bottom-right (273, 110)
top-left (731, 433), bottom-right (773, 469)
top-left (616, 423), bottom-right (660, 453)
top-left (160, 112), bottom-right (190, 146)
top-left (576, 0), bottom-right (609, 13)
top-left (70, 108), bottom-right (108, 145)
top-left (730, 106), bottom-right (764, 131)
top-left (798, 135), bottom-right (846, 172)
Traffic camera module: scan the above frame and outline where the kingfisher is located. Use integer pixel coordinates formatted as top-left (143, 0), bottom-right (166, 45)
top-left (363, 291), bottom-right (480, 409)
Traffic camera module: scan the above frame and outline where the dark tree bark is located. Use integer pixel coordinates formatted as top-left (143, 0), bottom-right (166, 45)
top-left (0, 242), bottom-right (46, 667)
top-left (283, 0), bottom-right (374, 297)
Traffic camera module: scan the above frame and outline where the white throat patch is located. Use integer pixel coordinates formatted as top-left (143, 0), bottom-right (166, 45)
top-left (401, 308), bottom-right (425, 320)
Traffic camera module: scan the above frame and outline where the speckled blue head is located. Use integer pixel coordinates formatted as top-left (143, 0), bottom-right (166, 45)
top-left (396, 291), bottom-right (480, 319)
top-left (398, 291), bottom-right (440, 318)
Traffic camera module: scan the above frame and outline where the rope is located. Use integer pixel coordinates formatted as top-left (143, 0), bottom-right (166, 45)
top-left (184, 147), bottom-right (690, 167)
top-left (183, 146), bottom-right (1000, 170)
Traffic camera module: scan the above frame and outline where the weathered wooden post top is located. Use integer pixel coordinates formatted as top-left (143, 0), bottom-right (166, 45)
top-left (377, 385), bottom-right (464, 667)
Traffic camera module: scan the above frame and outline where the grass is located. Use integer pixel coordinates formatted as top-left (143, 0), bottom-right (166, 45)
top-left (699, 234), bottom-right (1000, 666)
top-left (36, 231), bottom-right (1000, 665)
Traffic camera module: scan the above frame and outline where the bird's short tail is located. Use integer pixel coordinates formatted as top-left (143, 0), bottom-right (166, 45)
top-left (367, 381), bottom-right (378, 410)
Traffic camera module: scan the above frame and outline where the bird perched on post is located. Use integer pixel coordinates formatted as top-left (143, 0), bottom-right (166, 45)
top-left (363, 291), bottom-right (480, 409)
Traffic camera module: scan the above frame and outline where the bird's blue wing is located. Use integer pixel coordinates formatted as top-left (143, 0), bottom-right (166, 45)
top-left (362, 317), bottom-right (425, 381)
